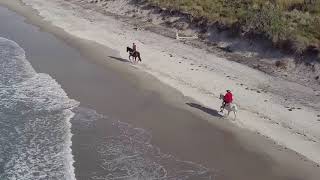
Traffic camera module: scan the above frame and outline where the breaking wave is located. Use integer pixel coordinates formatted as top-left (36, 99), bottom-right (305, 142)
top-left (0, 37), bottom-right (79, 179)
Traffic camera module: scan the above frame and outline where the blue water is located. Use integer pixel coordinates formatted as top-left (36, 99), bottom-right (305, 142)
top-left (0, 37), bottom-right (79, 179)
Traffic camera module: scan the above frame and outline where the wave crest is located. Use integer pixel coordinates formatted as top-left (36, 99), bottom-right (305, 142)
top-left (0, 37), bottom-right (78, 180)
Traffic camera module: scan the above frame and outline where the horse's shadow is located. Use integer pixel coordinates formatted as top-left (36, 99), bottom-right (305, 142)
top-left (108, 56), bottom-right (130, 63)
top-left (186, 103), bottom-right (223, 118)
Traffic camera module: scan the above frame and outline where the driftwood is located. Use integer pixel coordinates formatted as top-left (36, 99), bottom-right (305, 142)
top-left (175, 30), bottom-right (198, 40)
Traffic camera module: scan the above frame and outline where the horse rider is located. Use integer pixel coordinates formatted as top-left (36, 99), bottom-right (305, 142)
top-left (220, 90), bottom-right (233, 112)
top-left (132, 43), bottom-right (137, 56)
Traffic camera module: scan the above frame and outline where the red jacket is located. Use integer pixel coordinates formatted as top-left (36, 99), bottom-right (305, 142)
top-left (224, 92), bottom-right (233, 103)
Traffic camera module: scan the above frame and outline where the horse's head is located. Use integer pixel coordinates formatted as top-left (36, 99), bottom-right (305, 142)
top-left (126, 47), bottom-right (130, 52)
top-left (219, 94), bottom-right (224, 100)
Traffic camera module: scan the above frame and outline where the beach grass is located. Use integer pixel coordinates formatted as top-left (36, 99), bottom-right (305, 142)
top-left (147, 0), bottom-right (320, 54)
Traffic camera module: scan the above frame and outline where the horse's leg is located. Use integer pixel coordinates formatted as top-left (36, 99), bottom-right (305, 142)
top-left (234, 111), bottom-right (237, 120)
top-left (220, 101), bottom-right (226, 113)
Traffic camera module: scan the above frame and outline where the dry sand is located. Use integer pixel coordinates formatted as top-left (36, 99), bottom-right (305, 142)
top-left (1, 0), bottom-right (320, 179)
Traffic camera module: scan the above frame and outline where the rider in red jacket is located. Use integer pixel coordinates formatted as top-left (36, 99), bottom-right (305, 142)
top-left (221, 90), bottom-right (233, 112)
top-left (224, 90), bottom-right (233, 103)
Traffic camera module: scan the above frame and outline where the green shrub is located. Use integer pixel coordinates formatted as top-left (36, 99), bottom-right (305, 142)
top-left (145, 0), bottom-right (320, 54)
top-left (243, 2), bottom-right (291, 43)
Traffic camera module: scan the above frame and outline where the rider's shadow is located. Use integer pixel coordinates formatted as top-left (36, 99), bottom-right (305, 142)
top-left (186, 103), bottom-right (223, 118)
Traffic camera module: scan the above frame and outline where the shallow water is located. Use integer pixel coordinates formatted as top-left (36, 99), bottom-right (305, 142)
top-left (72, 107), bottom-right (214, 180)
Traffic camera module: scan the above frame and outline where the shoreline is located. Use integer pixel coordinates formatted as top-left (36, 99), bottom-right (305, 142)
top-left (1, 0), bottom-right (320, 179)
top-left (10, 0), bottom-right (320, 166)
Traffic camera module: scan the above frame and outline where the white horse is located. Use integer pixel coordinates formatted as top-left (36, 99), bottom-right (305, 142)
top-left (219, 94), bottom-right (238, 119)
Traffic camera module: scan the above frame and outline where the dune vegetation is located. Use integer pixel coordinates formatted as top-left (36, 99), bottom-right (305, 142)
top-left (147, 0), bottom-right (320, 56)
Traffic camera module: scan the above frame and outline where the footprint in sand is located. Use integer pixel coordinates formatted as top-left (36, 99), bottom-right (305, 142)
top-left (179, 62), bottom-right (181, 63)
top-left (190, 63), bottom-right (194, 65)
top-left (191, 69), bottom-right (194, 70)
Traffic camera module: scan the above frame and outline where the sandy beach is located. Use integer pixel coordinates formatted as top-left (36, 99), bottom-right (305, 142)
top-left (0, 0), bottom-right (320, 179)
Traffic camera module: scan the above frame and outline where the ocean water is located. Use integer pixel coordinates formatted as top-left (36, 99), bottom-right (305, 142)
top-left (72, 107), bottom-right (215, 180)
top-left (0, 37), bottom-right (79, 179)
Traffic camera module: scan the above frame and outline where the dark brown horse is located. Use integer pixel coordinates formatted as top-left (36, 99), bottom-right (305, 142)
top-left (127, 47), bottom-right (142, 62)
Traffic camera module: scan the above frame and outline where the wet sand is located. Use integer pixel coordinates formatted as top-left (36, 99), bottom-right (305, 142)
top-left (1, 0), bottom-right (320, 179)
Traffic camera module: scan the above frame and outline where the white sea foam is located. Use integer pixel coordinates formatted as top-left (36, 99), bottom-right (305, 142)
top-left (0, 37), bottom-right (78, 180)
top-left (0, 37), bottom-right (35, 85)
